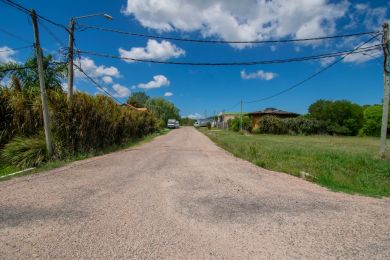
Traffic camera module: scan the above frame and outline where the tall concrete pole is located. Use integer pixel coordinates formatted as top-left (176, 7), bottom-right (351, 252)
top-left (67, 18), bottom-right (75, 101)
top-left (240, 100), bottom-right (243, 132)
top-left (31, 10), bottom-right (53, 157)
top-left (380, 23), bottom-right (389, 158)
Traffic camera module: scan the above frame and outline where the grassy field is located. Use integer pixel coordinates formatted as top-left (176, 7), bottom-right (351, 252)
top-left (200, 129), bottom-right (390, 197)
top-left (0, 129), bottom-right (170, 180)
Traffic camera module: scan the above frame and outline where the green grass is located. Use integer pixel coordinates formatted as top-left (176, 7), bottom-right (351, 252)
top-left (200, 128), bottom-right (390, 197)
top-left (0, 129), bottom-right (170, 181)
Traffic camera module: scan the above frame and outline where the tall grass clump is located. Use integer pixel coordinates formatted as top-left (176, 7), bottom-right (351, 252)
top-left (0, 87), bottom-right (158, 167)
top-left (2, 136), bottom-right (47, 168)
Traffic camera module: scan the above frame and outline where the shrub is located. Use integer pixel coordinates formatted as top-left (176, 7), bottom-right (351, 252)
top-left (284, 117), bottom-right (322, 135)
top-left (258, 116), bottom-right (288, 134)
top-left (207, 122), bottom-right (212, 130)
top-left (229, 116), bottom-right (251, 132)
top-left (1, 136), bottom-right (47, 168)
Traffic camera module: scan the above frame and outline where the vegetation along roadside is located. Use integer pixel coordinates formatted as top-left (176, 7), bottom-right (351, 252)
top-left (200, 128), bottom-right (390, 197)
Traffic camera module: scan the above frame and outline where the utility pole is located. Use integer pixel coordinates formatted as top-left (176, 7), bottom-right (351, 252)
top-left (240, 100), bottom-right (243, 132)
top-left (31, 10), bottom-right (53, 157)
top-left (380, 22), bottom-right (389, 158)
top-left (67, 18), bottom-right (75, 101)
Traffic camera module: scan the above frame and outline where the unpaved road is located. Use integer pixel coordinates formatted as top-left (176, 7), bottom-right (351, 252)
top-left (1, 127), bottom-right (389, 259)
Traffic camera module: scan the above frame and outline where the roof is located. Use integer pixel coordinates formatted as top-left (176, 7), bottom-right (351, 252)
top-left (248, 107), bottom-right (299, 116)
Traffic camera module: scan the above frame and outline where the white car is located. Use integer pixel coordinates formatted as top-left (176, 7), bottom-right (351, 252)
top-left (167, 119), bottom-right (177, 129)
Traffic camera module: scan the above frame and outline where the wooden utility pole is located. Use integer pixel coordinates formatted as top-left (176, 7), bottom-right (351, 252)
top-left (380, 23), bottom-right (389, 158)
top-left (31, 10), bottom-right (53, 156)
top-left (240, 100), bottom-right (243, 131)
top-left (67, 18), bottom-right (75, 101)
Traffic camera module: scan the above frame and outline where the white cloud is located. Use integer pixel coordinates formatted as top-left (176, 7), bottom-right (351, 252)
top-left (240, 70), bottom-right (278, 81)
top-left (74, 57), bottom-right (121, 82)
top-left (102, 76), bottom-right (113, 84)
top-left (188, 113), bottom-right (203, 119)
top-left (61, 82), bottom-right (77, 92)
top-left (122, 0), bottom-right (349, 49)
top-left (112, 83), bottom-right (131, 98)
top-left (164, 92), bottom-right (173, 97)
top-left (0, 46), bottom-right (16, 63)
top-left (119, 39), bottom-right (185, 62)
top-left (138, 75), bottom-right (170, 89)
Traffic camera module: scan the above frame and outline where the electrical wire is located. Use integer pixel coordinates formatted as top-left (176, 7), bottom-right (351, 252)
top-left (244, 34), bottom-right (381, 104)
top-left (0, 45), bottom-right (33, 52)
top-left (73, 44), bottom-right (381, 66)
top-left (0, 28), bottom-right (31, 44)
top-left (0, 0), bottom-right (68, 31)
top-left (72, 63), bottom-right (124, 105)
top-left (77, 24), bottom-right (379, 45)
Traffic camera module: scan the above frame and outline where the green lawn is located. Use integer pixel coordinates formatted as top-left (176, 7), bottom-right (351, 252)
top-left (0, 129), bottom-right (170, 180)
top-left (200, 129), bottom-right (390, 197)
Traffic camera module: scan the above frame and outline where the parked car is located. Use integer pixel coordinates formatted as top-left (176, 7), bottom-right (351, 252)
top-left (167, 119), bottom-right (177, 129)
top-left (174, 120), bottom-right (180, 128)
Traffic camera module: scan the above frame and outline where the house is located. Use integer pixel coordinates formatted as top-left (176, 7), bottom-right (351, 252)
top-left (248, 107), bottom-right (299, 128)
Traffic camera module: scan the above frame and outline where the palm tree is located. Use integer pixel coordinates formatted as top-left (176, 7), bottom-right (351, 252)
top-left (0, 54), bottom-right (66, 91)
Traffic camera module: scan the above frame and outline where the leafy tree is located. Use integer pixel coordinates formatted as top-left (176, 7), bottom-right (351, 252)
top-left (308, 99), bottom-right (363, 135)
top-left (361, 105), bottom-right (390, 136)
top-left (0, 54), bottom-right (66, 91)
top-left (127, 92), bottom-right (149, 108)
top-left (145, 97), bottom-right (180, 124)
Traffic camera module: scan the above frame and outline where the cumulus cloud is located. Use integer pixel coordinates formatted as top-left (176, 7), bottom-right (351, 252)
top-left (138, 75), bottom-right (170, 89)
top-left (240, 70), bottom-right (278, 81)
top-left (122, 0), bottom-right (349, 49)
top-left (112, 83), bottom-right (131, 98)
top-left (346, 3), bottom-right (387, 30)
top-left (119, 39), bottom-right (185, 62)
top-left (0, 46), bottom-right (16, 63)
top-left (74, 57), bottom-right (121, 82)
top-left (188, 113), bottom-right (203, 119)
top-left (102, 76), bottom-right (113, 84)
top-left (164, 92), bottom-right (173, 97)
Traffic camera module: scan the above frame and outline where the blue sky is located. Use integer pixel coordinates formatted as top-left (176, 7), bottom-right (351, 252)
top-left (1, 0), bottom-right (389, 118)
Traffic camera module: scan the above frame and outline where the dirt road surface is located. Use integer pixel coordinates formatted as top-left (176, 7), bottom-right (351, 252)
top-left (1, 127), bottom-right (389, 259)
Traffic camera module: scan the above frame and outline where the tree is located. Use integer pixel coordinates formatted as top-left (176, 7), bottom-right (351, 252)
top-left (361, 105), bottom-right (390, 136)
top-left (127, 92), bottom-right (149, 108)
top-left (308, 99), bottom-right (363, 135)
top-left (0, 54), bottom-right (66, 91)
top-left (145, 97), bottom-right (180, 124)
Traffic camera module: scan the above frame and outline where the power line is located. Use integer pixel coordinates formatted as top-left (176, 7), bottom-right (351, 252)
top-left (72, 63), bottom-right (123, 105)
top-left (0, 0), bottom-right (68, 31)
top-left (0, 28), bottom-right (31, 44)
top-left (39, 20), bottom-right (66, 47)
top-left (77, 24), bottom-right (379, 45)
top-left (0, 45), bottom-right (33, 52)
top-left (0, 65), bottom-right (35, 73)
top-left (244, 34), bottom-right (381, 104)
top-left (74, 44), bottom-right (381, 66)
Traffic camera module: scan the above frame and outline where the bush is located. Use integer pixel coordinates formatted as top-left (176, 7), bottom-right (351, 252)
top-left (284, 117), bottom-right (323, 135)
top-left (229, 116), bottom-right (251, 132)
top-left (257, 116), bottom-right (288, 134)
top-left (1, 136), bottom-right (47, 168)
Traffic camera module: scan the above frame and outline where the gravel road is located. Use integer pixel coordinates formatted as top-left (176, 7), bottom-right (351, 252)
top-left (1, 127), bottom-right (389, 259)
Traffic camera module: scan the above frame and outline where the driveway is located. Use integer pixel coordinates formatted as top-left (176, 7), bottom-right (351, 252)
top-left (1, 127), bottom-right (389, 259)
